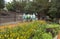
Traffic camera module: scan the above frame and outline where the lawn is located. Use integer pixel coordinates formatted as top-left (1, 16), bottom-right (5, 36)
top-left (0, 20), bottom-right (60, 39)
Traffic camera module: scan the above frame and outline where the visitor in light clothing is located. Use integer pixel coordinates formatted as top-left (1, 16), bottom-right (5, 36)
top-left (27, 14), bottom-right (31, 21)
top-left (32, 14), bottom-right (36, 20)
top-left (23, 14), bottom-right (26, 21)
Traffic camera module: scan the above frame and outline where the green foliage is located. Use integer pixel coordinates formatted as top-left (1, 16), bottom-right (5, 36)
top-left (48, 0), bottom-right (58, 18)
top-left (6, 0), bottom-right (26, 12)
top-left (6, 2), bottom-right (14, 11)
top-left (0, 21), bottom-right (60, 39)
top-left (0, 0), bottom-right (5, 10)
top-left (5, 0), bottom-right (60, 18)
top-left (42, 33), bottom-right (52, 39)
top-left (24, 0), bottom-right (49, 13)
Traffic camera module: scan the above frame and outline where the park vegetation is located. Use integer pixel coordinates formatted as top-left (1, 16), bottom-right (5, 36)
top-left (0, 0), bottom-right (60, 39)
top-left (0, 0), bottom-right (60, 21)
top-left (0, 20), bottom-right (60, 39)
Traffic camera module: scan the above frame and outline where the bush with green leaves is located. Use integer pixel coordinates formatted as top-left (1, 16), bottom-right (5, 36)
top-left (0, 21), bottom-right (60, 39)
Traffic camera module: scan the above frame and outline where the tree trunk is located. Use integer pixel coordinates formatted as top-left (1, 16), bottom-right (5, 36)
top-left (37, 13), bottom-right (40, 20)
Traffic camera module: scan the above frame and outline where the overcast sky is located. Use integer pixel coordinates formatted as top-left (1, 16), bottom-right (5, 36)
top-left (5, 0), bottom-right (12, 2)
top-left (5, 0), bottom-right (33, 2)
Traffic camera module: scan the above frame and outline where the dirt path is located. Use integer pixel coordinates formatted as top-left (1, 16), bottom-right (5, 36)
top-left (54, 35), bottom-right (58, 39)
top-left (57, 31), bottom-right (60, 39)
top-left (54, 31), bottom-right (60, 39)
top-left (0, 21), bottom-right (20, 26)
top-left (0, 21), bottom-right (22, 29)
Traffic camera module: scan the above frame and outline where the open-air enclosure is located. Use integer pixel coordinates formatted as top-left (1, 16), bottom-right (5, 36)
top-left (0, 0), bottom-right (60, 39)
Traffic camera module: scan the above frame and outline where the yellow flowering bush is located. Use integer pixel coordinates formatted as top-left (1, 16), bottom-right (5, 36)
top-left (0, 20), bottom-right (60, 39)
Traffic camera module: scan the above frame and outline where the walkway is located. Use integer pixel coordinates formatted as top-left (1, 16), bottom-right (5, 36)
top-left (0, 21), bottom-right (21, 26)
top-left (54, 35), bottom-right (58, 39)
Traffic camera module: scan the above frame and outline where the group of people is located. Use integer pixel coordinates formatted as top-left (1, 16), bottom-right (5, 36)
top-left (22, 14), bottom-right (37, 21)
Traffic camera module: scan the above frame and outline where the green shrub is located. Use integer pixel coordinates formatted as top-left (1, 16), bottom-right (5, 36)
top-left (42, 33), bottom-right (52, 39)
top-left (0, 21), bottom-right (60, 39)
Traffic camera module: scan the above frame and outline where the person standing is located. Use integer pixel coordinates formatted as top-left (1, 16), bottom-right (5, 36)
top-left (23, 14), bottom-right (26, 22)
top-left (27, 14), bottom-right (30, 21)
top-left (32, 14), bottom-right (36, 21)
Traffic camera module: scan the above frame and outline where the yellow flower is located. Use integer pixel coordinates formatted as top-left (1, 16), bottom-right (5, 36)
top-left (4, 34), bottom-right (7, 37)
top-left (0, 36), bottom-right (1, 38)
top-left (17, 37), bottom-right (19, 39)
top-left (20, 36), bottom-right (24, 39)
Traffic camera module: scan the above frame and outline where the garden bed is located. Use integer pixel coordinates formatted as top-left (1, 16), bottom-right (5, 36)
top-left (0, 20), bottom-right (60, 39)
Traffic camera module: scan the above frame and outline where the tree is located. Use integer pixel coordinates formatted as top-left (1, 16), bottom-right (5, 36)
top-left (24, 2), bottom-right (36, 13)
top-left (48, 0), bottom-right (57, 19)
top-left (6, 0), bottom-right (60, 20)
top-left (0, 0), bottom-right (5, 10)
top-left (6, 2), bottom-right (14, 11)
top-left (6, 0), bottom-right (26, 12)
top-left (24, 0), bottom-right (50, 19)
top-left (56, 0), bottom-right (60, 18)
